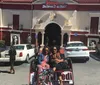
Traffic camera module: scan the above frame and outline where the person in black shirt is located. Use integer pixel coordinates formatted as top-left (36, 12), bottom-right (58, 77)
top-left (50, 46), bottom-right (68, 85)
top-left (9, 44), bottom-right (16, 74)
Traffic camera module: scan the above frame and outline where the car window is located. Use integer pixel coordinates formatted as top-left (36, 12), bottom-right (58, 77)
top-left (14, 46), bottom-right (24, 50)
top-left (67, 43), bottom-right (85, 47)
top-left (0, 45), bottom-right (6, 52)
top-left (26, 45), bottom-right (33, 49)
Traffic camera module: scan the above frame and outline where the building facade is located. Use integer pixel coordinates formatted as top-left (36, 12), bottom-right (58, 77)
top-left (0, 0), bottom-right (100, 47)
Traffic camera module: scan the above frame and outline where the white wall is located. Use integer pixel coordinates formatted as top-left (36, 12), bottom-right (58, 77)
top-left (33, 10), bottom-right (93, 31)
top-left (2, 9), bottom-right (100, 31)
top-left (33, 10), bottom-right (73, 21)
top-left (76, 11), bottom-right (100, 31)
top-left (2, 9), bottom-right (32, 29)
top-left (33, 10), bottom-right (74, 28)
top-left (76, 11), bottom-right (90, 31)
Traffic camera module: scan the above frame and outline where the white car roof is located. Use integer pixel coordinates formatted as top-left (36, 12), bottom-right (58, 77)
top-left (67, 41), bottom-right (83, 44)
top-left (14, 44), bottom-right (31, 46)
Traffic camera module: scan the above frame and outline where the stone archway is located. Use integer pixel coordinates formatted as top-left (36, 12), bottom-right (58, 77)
top-left (44, 23), bottom-right (61, 47)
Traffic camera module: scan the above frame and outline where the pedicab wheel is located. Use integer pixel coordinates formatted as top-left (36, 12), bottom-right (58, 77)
top-left (63, 82), bottom-right (69, 85)
top-left (63, 82), bottom-right (74, 85)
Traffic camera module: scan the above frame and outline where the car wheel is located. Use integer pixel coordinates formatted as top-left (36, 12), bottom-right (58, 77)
top-left (0, 53), bottom-right (1, 58)
top-left (84, 57), bottom-right (89, 63)
top-left (26, 55), bottom-right (30, 63)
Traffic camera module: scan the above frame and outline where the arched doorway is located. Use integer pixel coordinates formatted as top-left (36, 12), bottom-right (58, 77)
top-left (44, 23), bottom-right (61, 47)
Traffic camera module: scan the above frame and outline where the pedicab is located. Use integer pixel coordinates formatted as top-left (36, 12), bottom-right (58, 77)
top-left (29, 55), bottom-right (74, 85)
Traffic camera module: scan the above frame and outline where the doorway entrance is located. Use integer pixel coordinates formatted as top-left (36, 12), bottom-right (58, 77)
top-left (44, 23), bottom-right (61, 47)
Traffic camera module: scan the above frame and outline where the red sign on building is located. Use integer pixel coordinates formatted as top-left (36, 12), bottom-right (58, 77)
top-left (42, 0), bottom-right (67, 9)
top-left (46, 0), bottom-right (65, 5)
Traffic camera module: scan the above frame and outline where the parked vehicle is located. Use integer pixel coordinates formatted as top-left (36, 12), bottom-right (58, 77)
top-left (64, 41), bottom-right (89, 62)
top-left (95, 42), bottom-right (100, 55)
top-left (0, 44), bottom-right (35, 63)
top-left (0, 45), bottom-right (6, 57)
top-left (29, 57), bottom-right (74, 85)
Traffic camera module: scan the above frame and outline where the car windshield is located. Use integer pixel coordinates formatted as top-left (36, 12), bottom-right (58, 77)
top-left (14, 45), bottom-right (24, 50)
top-left (67, 43), bottom-right (85, 47)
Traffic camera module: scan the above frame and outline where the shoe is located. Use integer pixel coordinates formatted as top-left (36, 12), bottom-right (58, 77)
top-left (10, 70), bottom-right (15, 74)
top-left (13, 71), bottom-right (15, 74)
top-left (12, 70), bottom-right (15, 74)
top-left (10, 70), bottom-right (12, 74)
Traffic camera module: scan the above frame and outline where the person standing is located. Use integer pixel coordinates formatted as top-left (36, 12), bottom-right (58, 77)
top-left (45, 36), bottom-right (49, 46)
top-left (9, 44), bottom-right (16, 74)
top-left (27, 34), bottom-right (32, 44)
top-left (96, 40), bottom-right (100, 55)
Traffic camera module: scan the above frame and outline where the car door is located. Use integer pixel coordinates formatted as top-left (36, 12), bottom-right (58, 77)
top-left (26, 45), bottom-right (35, 58)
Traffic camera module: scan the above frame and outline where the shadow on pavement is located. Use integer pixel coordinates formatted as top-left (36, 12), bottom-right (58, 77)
top-left (72, 60), bottom-right (87, 63)
top-left (0, 62), bottom-right (25, 66)
top-left (0, 70), bottom-right (10, 74)
top-left (90, 52), bottom-right (100, 61)
top-left (15, 61), bottom-right (26, 66)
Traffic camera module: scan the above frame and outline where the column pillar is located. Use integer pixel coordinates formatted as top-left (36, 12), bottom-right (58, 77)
top-left (61, 32), bottom-right (64, 47)
top-left (41, 31), bottom-right (45, 47)
top-left (35, 32), bottom-right (38, 46)
top-left (0, 28), bottom-right (2, 40)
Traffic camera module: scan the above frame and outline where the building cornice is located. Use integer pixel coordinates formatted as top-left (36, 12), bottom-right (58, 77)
top-left (0, 3), bottom-right (33, 10)
top-left (0, 3), bottom-right (100, 11)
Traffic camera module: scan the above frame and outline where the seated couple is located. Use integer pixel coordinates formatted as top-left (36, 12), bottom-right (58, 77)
top-left (37, 46), bottom-right (68, 85)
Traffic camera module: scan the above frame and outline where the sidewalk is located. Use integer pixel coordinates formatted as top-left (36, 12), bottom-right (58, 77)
top-left (0, 63), bottom-right (29, 85)
top-left (90, 52), bottom-right (100, 61)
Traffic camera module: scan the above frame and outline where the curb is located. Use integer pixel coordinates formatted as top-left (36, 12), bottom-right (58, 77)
top-left (90, 53), bottom-right (100, 61)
